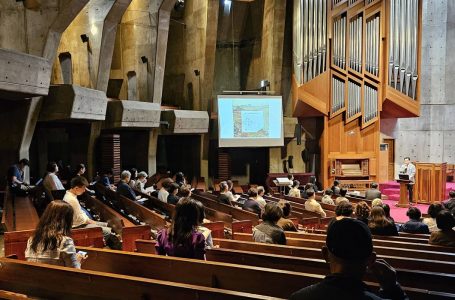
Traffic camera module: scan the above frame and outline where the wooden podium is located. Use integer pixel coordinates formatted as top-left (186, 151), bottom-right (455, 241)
top-left (414, 162), bottom-right (447, 204)
top-left (396, 179), bottom-right (412, 208)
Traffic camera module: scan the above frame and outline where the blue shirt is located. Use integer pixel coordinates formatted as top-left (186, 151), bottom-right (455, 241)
top-left (7, 164), bottom-right (23, 187)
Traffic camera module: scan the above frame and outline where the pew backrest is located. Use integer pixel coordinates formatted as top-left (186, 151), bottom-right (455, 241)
top-left (0, 258), bottom-right (270, 300)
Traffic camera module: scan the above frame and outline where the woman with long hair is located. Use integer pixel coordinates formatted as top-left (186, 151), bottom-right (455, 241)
top-left (368, 206), bottom-right (398, 236)
top-left (155, 197), bottom-right (205, 259)
top-left (25, 200), bottom-right (84, 268)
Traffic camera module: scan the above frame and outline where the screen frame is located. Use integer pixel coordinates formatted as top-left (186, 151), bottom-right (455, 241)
top-left (217, 94), bottom-right (284, 148)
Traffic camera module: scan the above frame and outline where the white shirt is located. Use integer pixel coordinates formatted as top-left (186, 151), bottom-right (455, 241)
top-left (423, 217), bottom-right (439, 233)
top-left (399, 163), bottom-right (416, 183)
top-left (305, 198), bottom-right (326, 217)
top-left (158, 188), bottom-right (169, 203)
top-left (63, 190), bottom-right (89, 228)
top-left (288, 187), bottom-right (301, 198)
top-left (43, 173), bottom-right (65, 191)
top-left (256, 195), bottom-right (267, 209)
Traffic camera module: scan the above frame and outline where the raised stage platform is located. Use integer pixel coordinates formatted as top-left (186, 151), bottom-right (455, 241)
top-left (380, 181), bottom-right (455, 223)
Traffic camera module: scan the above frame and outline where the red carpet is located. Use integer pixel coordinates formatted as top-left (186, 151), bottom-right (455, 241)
top-left (379, 181), bottom-right (455, 223)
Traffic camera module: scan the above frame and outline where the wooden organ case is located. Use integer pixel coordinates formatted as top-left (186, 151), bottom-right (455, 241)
top-left (292, 0), bottom-right (422, 187)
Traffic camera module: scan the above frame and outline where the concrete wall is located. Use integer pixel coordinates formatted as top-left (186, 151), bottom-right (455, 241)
top-left (0, 1), bottom-right (62, 55)
top-left (163, 0), bottom-right (219, 110)
top-left (381, 0), bottom-right (455, 176)
top-left (51, 0), bottom-right (115, 87)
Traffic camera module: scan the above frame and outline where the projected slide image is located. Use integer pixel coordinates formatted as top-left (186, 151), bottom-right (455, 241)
top-left (233, 103), bottom-right (269, 137)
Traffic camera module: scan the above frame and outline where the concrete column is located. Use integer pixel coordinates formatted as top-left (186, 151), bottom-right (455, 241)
top-left (381, 0), bottom-right (455, 172)
top-left (148, 129), bottom-right (159, 175)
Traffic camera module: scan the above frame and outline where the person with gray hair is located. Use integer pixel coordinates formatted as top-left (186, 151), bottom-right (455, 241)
top-left (117, 170), bottom-right (138, 201)
top-left (134, 171), bottom-right (150, 195)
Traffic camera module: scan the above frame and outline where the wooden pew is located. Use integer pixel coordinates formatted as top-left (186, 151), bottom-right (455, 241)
top-left (96, 184), bottom-right (168, 230)
top-left (77, 246), bottom-right (322, 299)
top-left (203, 221), bottom-right (225, 238)
top-left (136, 188), bottom-right (234, 228)
top-left (1, 191), bottom-right (39, 232)
top-left (134, 240), bottom-right (454, 299)
top-left (210, 239), bottom-right (455, 274)
top-left (284, 232), bottom-right (455, 253)
top-left (0, 258), bottom-right (266, 300)
top-left (4, 227), bottom-right (104, 260)
top-left (206, 248), bottom-right (455, 294)
top-left (134, 190), bottom-right (174, 218)
top-left (232, 233), bottom-right (455, 262)
top-left (82, 194), bottom-right (151, 251)
top-left (191, 192), bottom-right (260, 225)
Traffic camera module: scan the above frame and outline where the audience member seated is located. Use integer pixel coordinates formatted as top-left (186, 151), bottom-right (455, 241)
top-left (288, 180), bottom-right (301, 198)
top-left (365, 182), bottom-right (382, 200)
top-left (331, 179), bottom-right (341, 196)
top-left (218, 181), bottom-right (233, 206)
top-left (242, 188), bottom-right (262, 218)
top-left (400, 207), bottom-right (430, 234)
top-left (134, 171), bottom-right (150, 195)
top-left (174, 171), bottom-right (186, 187)
top-left (290, 218), bottom-right (409, 300)
top-left (74, 163), bottom-right (86, 178)
top-left (256, 186), bottom-right (267, 210)
top-left (429, 211), bottom-right (455, 247)
top-left (335, 188), bottom-right (349, 205)
top-left (382, 204), bottom-right (395, 225)
top-left (64, 177), bottom-right (114, 242)
top-left (158, 178), bottom-right (173, 203)
top-left (179, 186), bottom-right (192, 198)
top-left (369, 206), bottom-right (399, 236)
top-left (128, 168), bottom-right (138, 188)
top-left (195, 200), bottom-right (215, 249)
top-left (443, 190), bottom-right (455, 214)
top-left (372, 198), bottom-right (384, 208)
top-left (304, 189), bottom-right (326, 217)
top-left (277, 200), bottom-right (298, 232)
top-left (98, 169), bottom-right (115, 190)
top-left (308, 175), bottom-right (321, 192)
top-left (155, 197), bottom-right (205, 259)
top-left (284, 174), bottom-right (294, 195)
top-left (226, 180), bottom-right (240, 202)
top-left (301, 183), bottom-right (314, 198)
top-left (253, 202), bottom-right (286, 245)
top-left (167, 183), bottom-right (180, 205)
top-left (321, 189), bottom-right (335, 205)
top-left (328, 202), bottom-right (354, 228)
top-left (43, 161), bottom-right (65, 191)
top-left (25, 200), bottom-right (85, 268)
top-left (117, 170), bottom-right (139, 201)
top-left (7, 158), bottom-right (30, 195)
top-left (355, 201), bottom-right (371, 225)
top-left (423, 203), bottom-right (445, 232)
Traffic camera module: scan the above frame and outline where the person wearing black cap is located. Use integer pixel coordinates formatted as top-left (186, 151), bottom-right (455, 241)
top-left (291, 218), bottom-right (408, 300)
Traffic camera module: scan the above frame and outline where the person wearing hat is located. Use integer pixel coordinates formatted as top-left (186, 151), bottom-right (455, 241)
top-left (291, 218), bottom-right (408, 300)
top-left (7, 158), bottom-right (30, 195)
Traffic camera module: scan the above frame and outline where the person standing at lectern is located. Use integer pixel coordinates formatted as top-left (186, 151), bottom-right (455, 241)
top-left (399, 157), bottom-right (416, 204)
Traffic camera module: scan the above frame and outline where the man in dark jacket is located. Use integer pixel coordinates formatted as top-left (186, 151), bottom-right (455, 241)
top-left (399, 207), bottom-right (430, 234)
top-left (365, 182), bottom-right (382, 200)
top-left (443, 190), bottom-right (455, 214)
top-left (117, 170), bottom-right (138, 201)
top-left (290, 218), bottom-right (408, 300)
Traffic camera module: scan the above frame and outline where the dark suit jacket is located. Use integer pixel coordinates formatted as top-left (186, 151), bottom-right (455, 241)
top-left (365, 188), bottom-right (382, 200)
